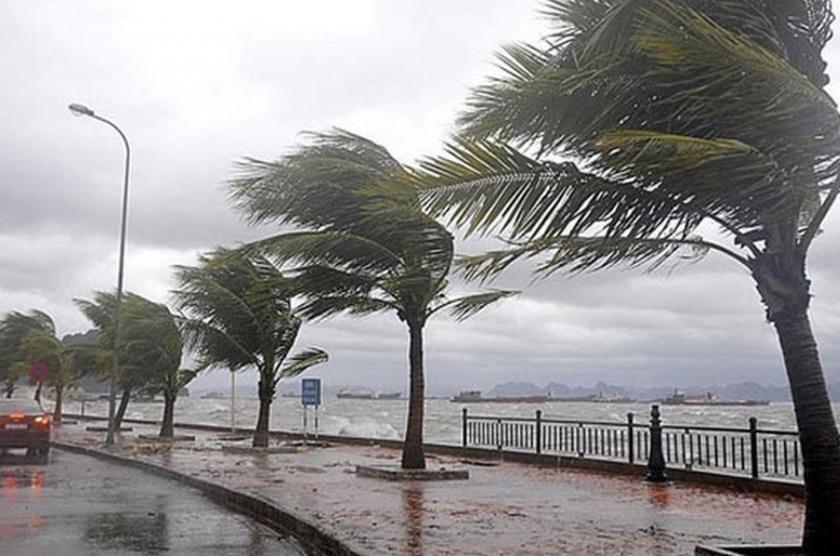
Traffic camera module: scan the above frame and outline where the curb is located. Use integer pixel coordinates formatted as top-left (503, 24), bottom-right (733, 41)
top-left (52, 441), bottom-right (366, 556)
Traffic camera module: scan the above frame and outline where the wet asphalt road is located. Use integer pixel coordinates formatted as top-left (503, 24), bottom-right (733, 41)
top-left (0, 449), bottom-right (304, 555)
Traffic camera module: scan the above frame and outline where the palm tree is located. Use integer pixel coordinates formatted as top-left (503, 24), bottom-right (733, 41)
top-left (0, 310), bottom-right (58, 400)
top-left (16, 327), bottom-right (91, 423)
top-left (118, 296), bottom-right (197, 438)
top-left (0, 310), bottom-right (96, 421)
top-left (415, 0), bottom-right (840, 549)
top-left (229, 130), bottom-right (517, 469)
top-left (173, 248), bottom-right (328, 448)
top-left (75, 292), bottom-right (159, 429)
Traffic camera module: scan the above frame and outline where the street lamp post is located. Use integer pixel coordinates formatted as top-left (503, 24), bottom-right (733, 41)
top-left (69, 103), bottom-right (131, 447)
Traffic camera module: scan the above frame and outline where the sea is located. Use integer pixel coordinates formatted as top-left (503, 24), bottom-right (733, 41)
top-left (57, 396), bottom-right (840, 443)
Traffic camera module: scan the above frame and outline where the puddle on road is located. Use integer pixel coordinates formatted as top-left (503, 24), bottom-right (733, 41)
top-left (84, 509), bottom-right (169, 554)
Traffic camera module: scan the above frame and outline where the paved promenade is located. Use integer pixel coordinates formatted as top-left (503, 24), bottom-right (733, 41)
top-left (53, 421), bottom-right (803, 555)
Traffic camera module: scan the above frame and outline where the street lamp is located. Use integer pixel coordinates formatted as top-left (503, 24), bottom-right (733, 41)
top-left (68, 102), bottom-right (131, 447)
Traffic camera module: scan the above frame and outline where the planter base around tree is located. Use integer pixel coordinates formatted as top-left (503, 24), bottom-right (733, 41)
top-left (695, 544), bottom-right (801, 555)
top-left (215, 434), bottom-right (250, 442)
top-left (356, 464), bottom-right (469, 481)
top-left (85, 426), bottom-right (133, 433)
top-left (220, 445), bottom-right (298, 455)
top-left (138, 434), bottom-right (196, 442)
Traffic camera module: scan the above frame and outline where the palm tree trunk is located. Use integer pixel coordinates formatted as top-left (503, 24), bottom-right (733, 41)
top-left (773, 310), bottom-right (840, 552)
top-left (253, 376), bottom-right (273, 448)
top-left (114, 387), bottom-right (131, 429)
top-left (159, 393), bottom-right (175, 438)
top-left (33, 382), bottom-right (42, 403)
top-left (401, 321), bottom-right (426, 470)
top-left (53, 385), bottom-right (63, 423)
top-left (3, 380), bottom-right (14, 398)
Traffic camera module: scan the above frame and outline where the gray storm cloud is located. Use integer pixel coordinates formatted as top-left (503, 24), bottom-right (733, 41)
top-left (1, 0), bottom-right (839, 394)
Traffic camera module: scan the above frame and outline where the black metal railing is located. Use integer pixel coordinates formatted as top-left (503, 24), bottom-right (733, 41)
top-left (461, 406), bottom-right (802, 482)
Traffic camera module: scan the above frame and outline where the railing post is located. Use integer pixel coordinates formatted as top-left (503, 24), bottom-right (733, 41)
top-left (646, 404), bottom-right (667, 482)
top-left (497, 418), bottom-right (503, 452)
top-left (578, 422), bottom-right (585, 457)
top-left (535, 410), bottom-right (542, 455)
top-left (749, 417), bottom-right (759, 479)
top-left (462, 408), bottom-right (468, 448)
top-left (627, 412), bottom-right (635, 464)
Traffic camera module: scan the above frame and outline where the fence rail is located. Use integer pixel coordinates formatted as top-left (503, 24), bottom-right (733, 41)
top-left (461, 406), bottom-right (802, 482)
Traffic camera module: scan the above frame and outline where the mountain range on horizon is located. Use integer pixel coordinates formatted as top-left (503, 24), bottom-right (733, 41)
top-left (204, 379), bottom-right (840, 402)
top-left (483, 380), bottom-right (831, 402)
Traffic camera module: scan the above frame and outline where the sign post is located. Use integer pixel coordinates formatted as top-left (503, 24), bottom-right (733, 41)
top-left (301, 378), bottom-right (321, 442)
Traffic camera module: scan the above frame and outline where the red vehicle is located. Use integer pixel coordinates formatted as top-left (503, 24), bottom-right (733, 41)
top-left (0, 398), bottom-right (51, 463)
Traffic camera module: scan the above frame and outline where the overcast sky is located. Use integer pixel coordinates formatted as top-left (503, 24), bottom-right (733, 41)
top-left (2, 0), bottom-right (840, 395)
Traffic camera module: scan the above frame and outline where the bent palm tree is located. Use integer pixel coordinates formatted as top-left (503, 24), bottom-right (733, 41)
top-left (118, 297), bottom-right (196, 438)
top-left (416, 0), bottom-right (840, 549)
top-left (5, 311), bottom-right (94, 421)
top-left (75, 292), bottom-right (163, 429)
top-left (229, 130), bottom-right (517, 469)
top-left (0, 310), bottom-right (55, 399)
top-left (173, 248), bottom-right (327, 448)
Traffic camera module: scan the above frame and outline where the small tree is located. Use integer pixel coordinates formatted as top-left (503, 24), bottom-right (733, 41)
top-left (75, 292), bottom-right (159, 429)
top-left (416, 0), bottom-right (840, 548)
top-left (118, 296), bottom-right (197, 438)
top-left (229, 130), bottom-right (516, 468)
top-left (173, 248), bottom-right (327, 447)
top-left (0, 310), bottom-right (59, 400)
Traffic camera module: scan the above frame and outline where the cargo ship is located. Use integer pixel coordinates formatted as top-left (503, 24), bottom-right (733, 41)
top-left (660, 391), bottom-right (769, 407)
top-left (451, 390), bottom-right (550, 403)
top-left (337, 389), bottom-right (401, 400)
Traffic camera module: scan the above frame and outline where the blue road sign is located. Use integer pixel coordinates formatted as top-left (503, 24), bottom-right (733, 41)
top-left (301, 378), bottom-right (321, 406)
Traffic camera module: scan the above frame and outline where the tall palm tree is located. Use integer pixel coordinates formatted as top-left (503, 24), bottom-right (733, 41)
top-left (415, 0), bottom-right (840, 549)
top-left (229, 130), bottom-right (517, 469)
top-left (0, 310), bottom-right (58, 400)
top-left (173, 248), bottom-right (327, 448)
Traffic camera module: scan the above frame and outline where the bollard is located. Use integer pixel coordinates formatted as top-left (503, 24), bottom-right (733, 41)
top-left (749, 417), bottom-right (759, 479)
top-left (646, 405), bottom-right (668, 482)
top-left (462, 408), bottom-right (468, 448)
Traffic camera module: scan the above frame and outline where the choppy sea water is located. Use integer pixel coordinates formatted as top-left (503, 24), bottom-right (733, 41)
top-left (57, 396), bottom-right (840, 444)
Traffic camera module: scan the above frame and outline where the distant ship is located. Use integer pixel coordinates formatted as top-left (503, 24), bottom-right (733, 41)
top-left (570, 392), bottom-right (637, 404)
top-left (451, 390), bottom-right (636, 404)
top-left (201, 391), bottom-right (228, 400)
top-left (337, 389), bottom-right (401, 400)
top-left (451, 390), bottom-right (550, 403)
top-left (660, 390), bottom-right (769, 407)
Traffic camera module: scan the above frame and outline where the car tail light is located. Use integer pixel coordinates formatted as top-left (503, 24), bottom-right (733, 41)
top-left (34, 415), bottom-right (50, 428)
top-left (9, 413), bottom-right (25, 420)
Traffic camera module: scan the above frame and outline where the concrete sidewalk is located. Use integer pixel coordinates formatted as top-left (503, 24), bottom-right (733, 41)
top-left (53, 421), bottom-right (803, 555)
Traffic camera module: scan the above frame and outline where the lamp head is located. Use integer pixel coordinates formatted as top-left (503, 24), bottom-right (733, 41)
top-left (68, 103), bottom-right (94, 117)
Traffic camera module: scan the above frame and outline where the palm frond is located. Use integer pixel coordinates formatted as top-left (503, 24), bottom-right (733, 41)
top-left (457, 234), bottom-right (717, 281)
top-left (417, 138), bottom-right (705, 241)
top-left (247, 230), bottom-right (403, 275)
top-left (276, 347), bottom-right (328, 383)
top-left (296, 295), bottom-right (397, 321)
top-left (430, 290), bottom-right (519, 321)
